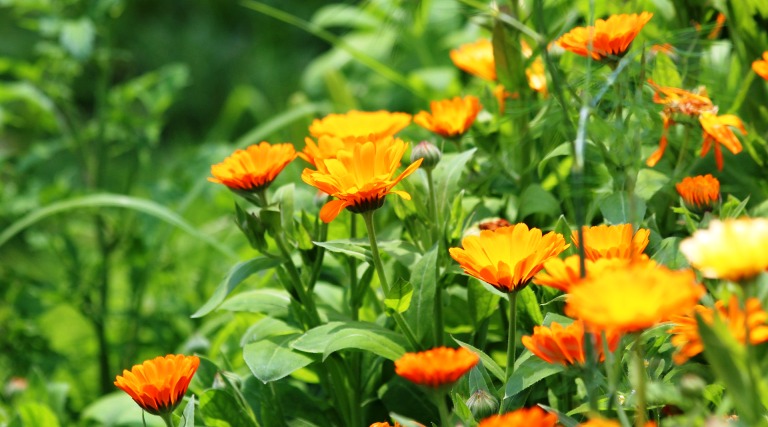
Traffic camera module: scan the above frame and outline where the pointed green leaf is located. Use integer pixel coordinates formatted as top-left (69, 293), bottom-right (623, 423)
top-left (635, 169), bottom-right (670, 201)
top-left (200, 389), bottom-right (259, 427)
top-left (434, 149), bottom-right (476, 218)
top-left (179, 395), bottom-right (195, 427)
top-left (405, 245), bottom-right (437, 342)
top-left (217, 289), bottom-right (292, 317)
top-left (385, 278), bottom-right (414, 314)
top-left (313, 239), bottom-right (371, 261)
top-left (244, 335), bottom-right (316, 383)
top-left (504, 351), bottom-right (565, 399)
top-left (291, 321), bottom-right (408, 361)
top-left (599, 191), bottom-right (647, 224)
top-left (517, 286), bottom-right (543, 326)
top-left (454, 337), bottom-right (505, 382)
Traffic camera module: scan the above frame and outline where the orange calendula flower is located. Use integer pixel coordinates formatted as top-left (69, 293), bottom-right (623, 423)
top-left (209, 142), bottom-right (296, 192)
top-left (556, 12), bottom-right (653, 61)
top-left (414, 96), bottom-right (482, 138)
top-left (534, 255), bottom-right (653, 293)
top-left (449, 224), bottom-right (568, 293)
top-left (754, 51), bottom-right (768, 81)
top-left (699, 112), bottom-right (746, 171)
top-left (395, 347), bottom-right (479, 388)
top-left (572, 224), bottom-right (650, 261)
top-left (676, 174), bottom-right (720, 210)
top-left (478, 406), bottom-right (558, 427)
top-left (309, 110), bottom-right (411, 140)
top-left (299, 134), bottom-right (377, 167)
top-left (680, 218), bottom-right (768, 282)
top-left (522, 320), bottom-right (621, 366)
top-left (450, 39), bottom-right (496, 81)
top-left (301, 136), bottom-right (422, 223)
top-left (565, 263), bottom-right (704, 333)
top-left (114, 354), bottom-right (200, 416)
top-left (669, 296), bottom-right (768, 364)
top-left (369, 423), bottom-right (403, 427)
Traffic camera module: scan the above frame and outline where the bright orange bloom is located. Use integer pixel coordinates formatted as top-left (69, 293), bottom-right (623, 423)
top-left (449, 224), bottom-right (568, 293)
top-left (450, 39), bottom-right (496, 81)
top-left (114, 354), bottom-right (200, 416)
top-left (699, 112), bottom-right (746, 171)
top-left (395, 347), bottom-right (479, 388)
top-left (522, 320), bottom-right (621, 366)
top-left (478, 406), bottom-right (558, 427)
top-left (208, 142), bottom-right (296, 192)
top-left (754, 51), bottom-right (768, 81)
top-left (565, 263), bottom-right (704, 333)
top-left (707, 13), bottom-right (726, 40)
top-left (571, 224), bottom-right (650, 261)
top-left (308, 110), bottom-right (411, 140)
top-left (369, 423), bottom-right (403, 427)
top-left (414, 96), bottom-right (482, 137)
top-left (680, 218), bottom-right (768, 282)
top-left (676, 174), bottom-right (720, 210)
top-left (299, 134), bottom-right (379, 167)
top-left (556, 12), bottom-right (653, 61)
top-left (534, 254), bottom-right (653, 293)
top-left (301, 136), bottom-right (421, 223)
top-left (669, 296), bottom-right (768, 364)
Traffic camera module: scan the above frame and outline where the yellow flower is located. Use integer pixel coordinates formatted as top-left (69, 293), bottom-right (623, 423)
top-left (208, 142), bottom-right (296, 192)
top-left (680, 218), bottom-right (768, 282)
top-left (753, 51), bottom-right (768, 81)
top-left (114, 354), bottom-right (200, 416)
top-left (699, 112), bottom-right (746, 171)
top-left (478, 407), bottom-right (558, 427)
top-left (308, 110), bottom-right (411, 140)
top-left (571, 224), bottom-right (650, 261)
top-left (565, 263), bottom-right (704, 333)
top-left (414, 96), bottom-right (482, 138)
top-left (450, 39), bottom-right (496, 81)
top-left (521, 320), bottom-right (621, 366)
top-left (449, 224), bottom-right (568, 293)
top-left (675, 174), bottom-right (720, 211)
top-left (556, 12), bottom-right (653, 61)
top-left (300, 136), bottom-right (421, 223)
top-left (395, 347), bottom-right (479, 388)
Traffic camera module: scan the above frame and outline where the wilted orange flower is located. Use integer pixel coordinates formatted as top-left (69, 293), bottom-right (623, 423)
top-left (450, 39), bottom-right (496, 81)
top-left (566, 263), bottom-right (704, 333)
top-left (414, 96), bottom-right (482, 137)
top-left (556, 12), bottom-right (653, 61)
top-left (209, 142), bottom-right (296, 192)
top-left (699, 112), bottom-right (746, 171)
top-left (395, 347), bottom-right (479, 388)
top-left (754, 51), bottom-right (768, 81)
top-left (522, 320), bottom-right (621, 366)
top-left (572, 224), bottom-right (650, 261)
top-left (534, 255), bottom-right (653, 292)
top-left (676, 174), bottom-right (720, 210)
top-left (449, 224), bottom-right (568, 293)
top-left (301, 137), bottom-right (421, 223)
top-left (308, 110), bottom-right (411, 140)
top-left (478, 406), bottom-right (558, 427)
top-left (114, 354), bottom-right (200, 416)
top-left (669, 296), bottom-right (768, 364)
top-left (478, 218), bottom-right (512, 231)
top-left (680, 218), bottom-right (768, 282)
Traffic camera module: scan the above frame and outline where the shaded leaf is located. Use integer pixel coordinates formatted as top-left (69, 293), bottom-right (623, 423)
top-left (244, 335), bottom-right (316, 383)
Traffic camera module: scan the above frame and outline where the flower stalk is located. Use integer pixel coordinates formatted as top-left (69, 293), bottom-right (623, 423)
top-left (505, 291), bottom-right (518, 381)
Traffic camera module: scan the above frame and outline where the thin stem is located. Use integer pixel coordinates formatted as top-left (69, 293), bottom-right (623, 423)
top-left (273, 231), bottom-right (321, 327)
top-left (349, 214), bottom-right (360, 320)
top-left (602, 331), bottom-right (630, 425)
top-left (505, 292), bottom-right (519, 380)
top-left (634, 334), bottom-right (647, 427)
top-left (427, 168), bottom-right (444, 346)
top-left (432, 389), bottom-right (451, 427)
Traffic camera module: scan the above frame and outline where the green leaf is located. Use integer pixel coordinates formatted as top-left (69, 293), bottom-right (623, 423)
top-left (538, 142), bottom-right (572, 177)
top-left (635, 169), bottom-right (670, 201)
top-left (517, 286), bottom-right (543, 326)
top-left (192, 257), bottom-right (284, 318)
top-left (721, 194), bottom-right (749, 219)
top-left (468, 278), bottom-right (500, 328)
top-left (434, 149), bottom-right (476, 220)
top-left (385, 278), bottom-right (414, 314)
top-left (179, 395), bottom-right (195, 427)
top-left (199, 389), bottom-right (259, 427)
top-left (244, 335), bottom-right (316, 383)
top-left (241, 317), bottom-right (301, 346)
top-left (217, 289), bottom-right (292, 317)
top-left (273, 184), bottom-right (296, 241)
top-left (504, 351), bottom-right (565, 399)
top-left (405, 245), bottom-right (437, 342)
top-left (454, 338), bottom-right (505, 382)
top-left (313, 239), bottom-right (371, 262)
top-left (517, 184), bottom-right (560, 220)
top-left (599, 191), bottom-right (646, 224)
top-left (81, 392), bottom-right (166, 426)
top-left (651, 51), bottom-right (682, 88)
top-left (291, 321), bottom-right (408, 361)
top-left (60, 18), bottom-right (95, 60)
top-left (13, 402), bottom-right (61, 427)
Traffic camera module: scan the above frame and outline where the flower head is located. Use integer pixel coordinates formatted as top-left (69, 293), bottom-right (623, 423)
top-left (309, 110), bottom-right (411, 140)
top-left (676, 174), bottom-right (720, 211)
top-left (534, 254), bottom-right (653, 293)
top-left (301, 136), bottom-right (421, 223)
top-left (414, 96), bottom-right (482, 138)
top-left (114, 354), bottom-right (200, 416)
top-left (699, 112), bottom-right (746, 171)
top-left (450, 39), bottom-right (496, 81)
top-left (209, 142), bottom-right (296, 192)
top-left (565, 263), bottom-right (704, 333)
top-left (669, 296), bottom-right (768, 364)
top-left (572, 224), bottom-right (650, 261)
top-left (394, 347), bottom-right (479, 388)
top-left (754, 51), bottom-right (768, 81)
top-left (478, 406), bottom-right (558, 427)
top-left (556, 12), bottom-right (653, 61)
top-left (299, 135), bottom-right (361, 167)
top-left (369, 423), bottom-right (403, 427)
top-left (522, 320), bottom-right (621, 366)
top-left (680, 218), bottom-right (768, 282)
top-left (449, 224), bottom-right (568, 293)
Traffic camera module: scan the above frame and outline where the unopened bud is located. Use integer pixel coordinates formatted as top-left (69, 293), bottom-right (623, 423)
top-left (466, 389), bottom-right (499, 420)
top-left (410, 140), bottom-right (442, 170)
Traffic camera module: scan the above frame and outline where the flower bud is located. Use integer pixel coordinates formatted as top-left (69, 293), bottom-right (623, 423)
top-left (466, 389), bottom-right (499, 420)
top-left (410, 140), bottom-right (442, 170)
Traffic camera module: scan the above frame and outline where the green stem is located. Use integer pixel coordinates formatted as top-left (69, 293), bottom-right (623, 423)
top-left (602, 331), bottom-right (630, 425)
top-left (349, 214), bottom-right (360, 320)
top-left (159, 412), bottom-right (174, 427)
top-left (505, 292), bottom-right (518, 380)
top-left (273, 231), bottom-right (321, 327)
top-left (634, 334), bottom-right (647, 427)
top-left (426, 169), bottom-right (444, 346)
top-left (432, 389), bottom-right (451, 427)
top-left (727, 71), bottom-right (756, 114)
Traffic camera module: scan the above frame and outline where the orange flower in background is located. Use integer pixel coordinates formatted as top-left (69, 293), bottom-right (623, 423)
top-left (449, 224), bottom-right (568, 293)
top-left (669, 296), bottom-right (768, 364)
top-left (414, 96), bottom-right (482, 137)
top-left (680, 218), bottom-right (768, 282)
top-left (556, 12), bottom-right (653, 61)
top-left (572, 224), bottom-right (650, 261)
top-left (298, 135), bottom-right (350, 167)
top-left (754, 51), bottom-right (768, 81)
top-left (579, 419), bottom-right (657, 427)
top-left (534, 255), bottom-right (653, 293)
top-left (676, 174), bottom-right (720, 210)
top-left (369, 422), bottom-right (403, 427)
top-left (308, 110), bottom-right (412, 140)
top-left (566, 263), bottom-right (704, 333)
top-left (699, 112), bottom-right (746, 171)
top-left (478, 406), bottom-right (558, 427)
top-left (209, 142), bottom-right (296, 192)
top-left (395, 347), bottom-right (479, 388)
top-left (450, 38), bottom-right (496, 81)
top-left (522, 320), bottom-right (621, 366)
top-left (114, 354), bottom-right (200, 415)
top-left (301, 136), bottom-right (421, 223)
